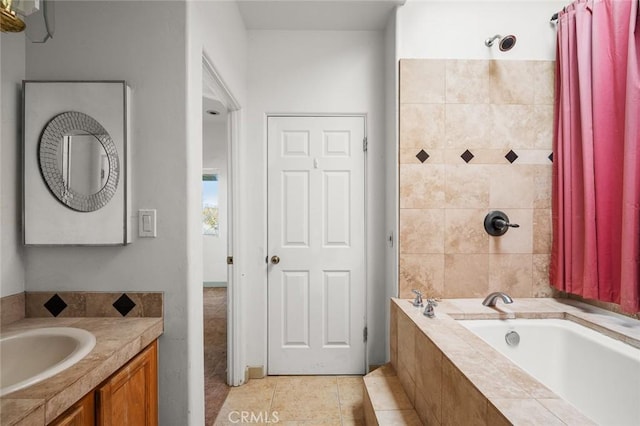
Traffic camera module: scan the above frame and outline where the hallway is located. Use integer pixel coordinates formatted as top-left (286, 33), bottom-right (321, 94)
top-left (204, 287), bottom-right (230, 424)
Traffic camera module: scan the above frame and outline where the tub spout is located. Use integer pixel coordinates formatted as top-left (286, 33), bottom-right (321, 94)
top-left (482, 292), bottom-right (513, 307)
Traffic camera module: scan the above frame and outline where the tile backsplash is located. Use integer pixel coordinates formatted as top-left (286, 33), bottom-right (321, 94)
top-left (399, 59), bottom-right (555, 299)
top-left (26, 291), bottom-right (163, 318)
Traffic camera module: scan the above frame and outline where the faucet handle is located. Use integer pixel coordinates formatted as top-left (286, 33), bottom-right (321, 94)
top-left (411, 289), bottom-right (423, 307)
top-left (426, 298), bottom-right (439, 306)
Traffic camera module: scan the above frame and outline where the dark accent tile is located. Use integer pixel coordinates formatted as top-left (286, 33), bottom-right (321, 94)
top-left (416, 149), bottom-right (430, 163)
top-left (548, 152), bottom-right (553, 162)
top-left (113, 293), bottom-right (136, 317)
top-left (505, 150), bottom-right (519, 163)
top-left (461, 149), bottom-right (474, 163)
top-left (44, 294), bottom-right (68, 317)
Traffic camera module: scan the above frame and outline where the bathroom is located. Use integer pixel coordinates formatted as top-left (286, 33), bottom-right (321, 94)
top-left (1, 0), bottom-right (639, 425)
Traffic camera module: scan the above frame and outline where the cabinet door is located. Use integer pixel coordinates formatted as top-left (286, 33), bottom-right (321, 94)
top-left (97, 341), bottom-right (158, 426)
top-left (50, 391), bottom-right (95, 426)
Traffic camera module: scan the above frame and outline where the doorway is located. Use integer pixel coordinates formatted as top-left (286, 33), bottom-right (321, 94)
top-left (267, 115), bottom-right (367, 375)
top-left (202, 96), bottom-right (230, 423)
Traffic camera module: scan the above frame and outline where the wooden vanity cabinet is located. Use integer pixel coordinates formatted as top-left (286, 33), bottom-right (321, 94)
top-left (49, 392), bottom-right (95, 426)
top-left (96, 340), bottom-right (158, 426)
top-left (50, 340), bottom-right (158, 426)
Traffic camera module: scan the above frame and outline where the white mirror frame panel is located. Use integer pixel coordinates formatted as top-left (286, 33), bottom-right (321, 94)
top-left (23, 81), bottom-right (131, 246)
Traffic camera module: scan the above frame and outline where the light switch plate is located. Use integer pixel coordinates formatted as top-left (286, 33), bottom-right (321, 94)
top-left (138, 209), bottom-right (157, 237)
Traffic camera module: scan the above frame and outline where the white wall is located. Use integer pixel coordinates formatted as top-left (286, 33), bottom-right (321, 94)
top-left (398, 0), bottom-right (565, 60)
top-left (24, 2), bottom-right (191, 424)
top-left (185, 0), bottom-right (247, 413)
top-left (246, 30), bottom-right (388, 368)
top-left (0, 33), bottom-right (26, 298)
top-left (203, 120), bottom-right (228, 284)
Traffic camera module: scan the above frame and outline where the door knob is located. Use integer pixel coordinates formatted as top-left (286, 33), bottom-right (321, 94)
top-left (270, 255), bottom-right (280, 265)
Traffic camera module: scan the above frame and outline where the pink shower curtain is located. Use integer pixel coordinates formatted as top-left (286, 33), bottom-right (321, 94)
top-left (551, 0), bottom-right (640, 312)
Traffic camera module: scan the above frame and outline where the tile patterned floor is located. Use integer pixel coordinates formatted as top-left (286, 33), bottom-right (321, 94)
top-left (204, 288), bottom-right (230, 425)
top-left (214, 376), bottom-right (365, 426)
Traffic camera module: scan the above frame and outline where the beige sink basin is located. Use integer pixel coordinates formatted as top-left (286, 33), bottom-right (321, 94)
top-left (0, 327), bottom-right (96, 397)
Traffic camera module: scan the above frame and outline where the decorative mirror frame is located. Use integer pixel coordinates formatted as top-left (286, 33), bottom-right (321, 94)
top-left (39, 111), bottom-right (120, 212)
top-left (23, 81), bottom-right (131, 246)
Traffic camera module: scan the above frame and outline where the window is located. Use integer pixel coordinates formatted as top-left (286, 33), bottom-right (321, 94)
top-left (202, 172), bottom-right (219, 236)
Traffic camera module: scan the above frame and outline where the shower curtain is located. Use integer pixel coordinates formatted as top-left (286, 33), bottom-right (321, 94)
top-left (551, 0), bottom-right (640, 312)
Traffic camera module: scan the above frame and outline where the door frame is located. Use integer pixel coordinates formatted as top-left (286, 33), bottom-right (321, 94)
top-left (202, 54), bottom-right (244, 386)
top-left (265, 113), bottom-right (369, 374)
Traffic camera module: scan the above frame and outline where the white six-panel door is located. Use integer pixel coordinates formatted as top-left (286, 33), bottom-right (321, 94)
top-left (267, 116), bottom-right (366, 375)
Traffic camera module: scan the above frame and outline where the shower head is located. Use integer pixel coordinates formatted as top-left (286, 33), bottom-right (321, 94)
top-left (484, 34), bottom-right (517, 51)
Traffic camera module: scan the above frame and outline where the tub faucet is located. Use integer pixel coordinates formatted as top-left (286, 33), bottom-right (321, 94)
top-left (482, 292), bottom-right (513, 307)
top-left (424, 299), bottom-right (438, 318)
top-left (411, 289), bottom-right (423, 307)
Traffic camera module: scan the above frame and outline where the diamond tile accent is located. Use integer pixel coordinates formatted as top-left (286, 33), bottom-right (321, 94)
top-left (113, 293), bottom-right (136, 317)
top-left (460, 149), bottom-right (474, 163)
top-left (416, 149), bottom-right (430, 163)
top-left (44, 294), bottom-right (68, 317)
top-left (548, 152), bottom-right (554, 162)
top-left (505, 150), bottom-right (519, 163)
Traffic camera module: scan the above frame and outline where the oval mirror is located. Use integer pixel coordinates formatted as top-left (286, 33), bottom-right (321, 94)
top-left (39, 111), bottom-right (119, 212)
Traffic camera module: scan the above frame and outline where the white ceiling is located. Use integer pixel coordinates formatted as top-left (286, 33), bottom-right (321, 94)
top-left (237, 0), bottom-right (406, 31)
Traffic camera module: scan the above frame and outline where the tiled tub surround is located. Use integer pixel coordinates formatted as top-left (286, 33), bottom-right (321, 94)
top-left (389, 297), bottom-right (640, 425)
top-left (399, 59), bottom-right (555, 299)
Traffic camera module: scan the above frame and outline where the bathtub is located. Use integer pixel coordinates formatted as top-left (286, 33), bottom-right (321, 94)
top-left (459, 318), bottom-right (640, 426)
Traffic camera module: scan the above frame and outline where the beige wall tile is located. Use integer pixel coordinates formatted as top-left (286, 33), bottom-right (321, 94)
top-left (533, 61), bottom-right (556, 105)
top-left (444, 254), bottom-right (490, 298)
top-left (362, 387), bottom-right (377, 426)
top-left (400, 59), bottom-right (446, 104)
top-left (397, 362), bottom-right (416, 406)
top-left (489, 165), bottom-right (534, 209)
top-left (490, 105), bottom-right (535, 149)
top-left (445, 209), bottom-right (488, 254)
top-left (363, 376), bottom-right (413, 411)
top-left (1, 292), bottom-right (25, 324)
top-left (444, 165), bottom-right (490, 208)
top-left (533, 209), bottom-right (552, 254)
top-left (489, 254), bottom-right (533, 297)
top-left (390, 304), bottom-right (398, 370)
top-left (489, 399), bottom-right (565, 425)
top-left (445, 60), bottom-right (490, 104)
top-left (445, 104), bottom-right (491, 148)
top-left (489, 60), bottom-right (535, 105)
top-left (415, 393), bottom-right (442, 425)
top-left (400, 209), bottom-right (445, 254)
top-left (533, 254), bottom-right (554, 297)
top-left (415, 332), bottom-right (442, 424)
top-left (26, 292), bottom-right (86, 317)
top-left (533, 164), bottom-right (553, 209)
top-left (444, 149), bottom-right (508, 165)
top-left (486, 402), bottom-right (514, 426)
top-left (537, 398), bottom-right (597, 425)
top-left (441, 358), bottom-right (487, 425)
top-left (397, 313), bottom-right (416, 382)
top-left (375, 410), bottom-right (422, 425)
top-left (399, 59), bottom-right (556, 300)
top-left (400, 104), bottom-right (446, 149)
top-left (400, 164), bottom-right (445, 209)
top-left (489, 209), bottom-right (533, 254)
top-left (531, 105), bottom-right (554, 149)
top-left (399, 254), bottom-right (445, 299)
top-left (400, 147), bottom-right (445, 164)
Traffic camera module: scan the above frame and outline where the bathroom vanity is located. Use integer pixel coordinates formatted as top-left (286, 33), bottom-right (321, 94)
top-left (0, 317), bottom-right (163, 426)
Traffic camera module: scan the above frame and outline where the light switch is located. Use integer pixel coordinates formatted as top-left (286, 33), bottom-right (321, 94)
top-left (138, 209), bottom-right (157, 237)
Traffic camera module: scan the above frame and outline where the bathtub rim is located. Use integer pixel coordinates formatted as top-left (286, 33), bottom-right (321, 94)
top-left (390, 297), bottom-right (640, 425)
